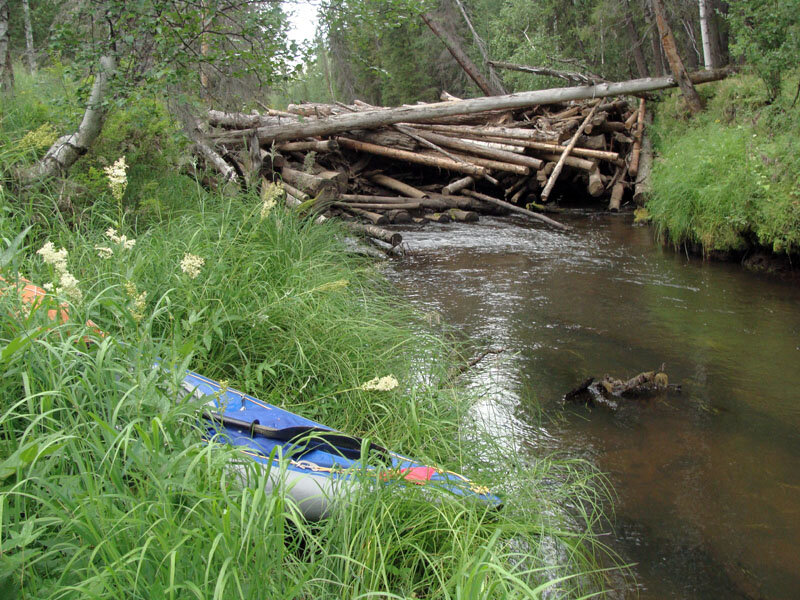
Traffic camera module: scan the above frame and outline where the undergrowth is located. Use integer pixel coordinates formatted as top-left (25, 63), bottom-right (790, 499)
top-left (0, 70), bottom-right (615, 598)
top-left (648, 72), bottom-right (800, 255)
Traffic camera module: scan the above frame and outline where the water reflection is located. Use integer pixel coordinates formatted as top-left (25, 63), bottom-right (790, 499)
top-left (387, 213), bottom-right (800, 599)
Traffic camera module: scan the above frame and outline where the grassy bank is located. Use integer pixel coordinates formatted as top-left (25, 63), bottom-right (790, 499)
top-left (647, 73), bottom-right (800, 257)
top-left (1, 70), bottom-right (613, 598)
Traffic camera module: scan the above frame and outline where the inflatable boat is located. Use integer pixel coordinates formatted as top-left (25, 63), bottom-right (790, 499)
top-left (181, 370), bottom-right (501, 519)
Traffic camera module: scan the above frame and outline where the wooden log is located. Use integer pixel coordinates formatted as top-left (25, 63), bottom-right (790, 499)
top-left (207, 110), bottom-right (297, 128)
top-left (427, 192), bottom-right (500, 212)
top-left (421, 13), bottom-right (502, 96)
top-left (413, 129), bottom-right (544, 170)
top-left (596, 121), bottom-right (627, 133)
top-left (410, 123), bottom-right (558, 142)
top-left (212, 69), bottom-right (732, 145)
top-left (343, 222), bottom-right (403, 246)
top-left (341, 194), bottom-right (449, 211)
top-left (505, 176), bottom-right (530, 197)
top-left (462, 189), bottom-right (570, 231)
top-left (337, 137), bottom-right (487, 177)
top-left (629, 99), bottom-right (646, 178)
top-left (488, 60), bottom-right (606, 85)
top-left (369, 173), bottom-right (428, 198)
top-left (386, 209), bottom-right (412, 224)
top-left (276, 140), bottom-right (340, 153)
top-left (342, 206), bottom-right (389, 225)
top-left (426, 212), bottom-right (452, 224)
top-left (609, 181), bottom-right (625, 211)
top-left (280, 166), bottom-right (336, 200)
top-left (335, 201), bottom-right (421, 211)
top-left (281, 182), bottom-right (310, 202)
top-left (633, 133), bottom-right (653, 205)
top-left (419, 150), bottom-right (529, 176)
top-left (448, 208), bottom-right (479, 222)
top-left (588, 166), bottom-right (605, 197)
top-left (442, 176), bottom-right (475, 195)
top-left (536, 153), bottom-right (596, 171)
top-left (541, 99), bottom-right (601, 203)
top-left (455, 134), bottom-right (620, 162)
top-left (624, 110), bottom-right (638, 131)
top-left (577, 134), bottom-right (607, 150)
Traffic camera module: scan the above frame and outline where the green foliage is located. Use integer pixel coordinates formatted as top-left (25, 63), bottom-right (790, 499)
top-left (728, 0), bottom-right (800, 101)
top-left (648, 73), bottom-right (800, 254)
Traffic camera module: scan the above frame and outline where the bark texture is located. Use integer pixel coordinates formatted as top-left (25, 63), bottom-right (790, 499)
top-left (20, 56), bottom-right (116, 183)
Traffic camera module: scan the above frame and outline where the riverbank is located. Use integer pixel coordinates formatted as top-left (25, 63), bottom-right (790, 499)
top-left (0, 70), bottom-right (612, 597)
top-left (645, 72), bottom-right (800, 267)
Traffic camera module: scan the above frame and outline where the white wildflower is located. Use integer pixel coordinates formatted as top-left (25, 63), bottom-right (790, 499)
top-left (180, 253), bottom-right (205, 279)
top-left (95, 246), bottom-right (114, 259)
top-left (104, 156), bottom-right (128, 202)
top-left (125, 281), bottom-right (147, 323)
top-left (360, 375), bottom-right (399, 392)
top-left (260, 182), bottom-right (282, 220)
top-left (105, 227), bottom-right (136, 250)
top-left (57, 272), bottom-right (82, 303)
top-left (37, 241), bottom-right (83, 303)
top-left (37, 241), bottom-right (68, 273)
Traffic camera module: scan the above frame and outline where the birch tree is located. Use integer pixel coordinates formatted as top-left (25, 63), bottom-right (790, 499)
top-left (0, 0), bottom-right (12, 92)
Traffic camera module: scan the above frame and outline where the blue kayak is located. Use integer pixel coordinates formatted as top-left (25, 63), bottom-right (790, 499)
top-left (180, 370), bottom-right (502, 519)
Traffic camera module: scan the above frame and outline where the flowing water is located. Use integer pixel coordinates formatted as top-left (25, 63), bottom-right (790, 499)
top-left (385, 213), bottom-right (800, 599)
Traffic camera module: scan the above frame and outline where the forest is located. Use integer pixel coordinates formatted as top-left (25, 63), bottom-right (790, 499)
top-left (1, 0), bottom-right (799, 598)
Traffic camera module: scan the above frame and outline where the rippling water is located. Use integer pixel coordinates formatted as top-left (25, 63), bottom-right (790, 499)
top-left (386, 213), bottom-right (800, 599)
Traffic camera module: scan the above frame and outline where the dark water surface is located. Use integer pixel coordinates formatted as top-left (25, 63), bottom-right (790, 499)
top-left (385, 213), bottom-right (800, 599)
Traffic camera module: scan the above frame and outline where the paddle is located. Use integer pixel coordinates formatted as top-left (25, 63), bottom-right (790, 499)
top-left (201, 410), bottom-right (390, 462)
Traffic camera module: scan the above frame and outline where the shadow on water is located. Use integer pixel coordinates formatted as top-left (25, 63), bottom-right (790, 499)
top-left (386, 212), bottom-right (800, 599)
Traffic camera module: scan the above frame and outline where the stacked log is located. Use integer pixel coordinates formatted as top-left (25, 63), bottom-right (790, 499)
top-left (192, 71), bottom-right (730, 246)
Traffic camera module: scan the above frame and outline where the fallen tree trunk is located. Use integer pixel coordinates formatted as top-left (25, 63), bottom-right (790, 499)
top-left (211, 69), bottom-right (732, 145)
top-left (421, 13), bottom-right (501, 96)
top-left (488, 60), bottom-right (606, 85)
top-left (413, 129), bottom-right (544, 170)
top-left (462, 189), bottom-right (570, 231)
top-left (369, 173), bottom-right (428, 198)
top-left (337, 137), bottom-right (487, 176)
top-left (343, 222), bottom-right (402, 246)
top-left (20, 56), bottom-right (116, 183)
top-left (442, 176), bottom-right (475, 195)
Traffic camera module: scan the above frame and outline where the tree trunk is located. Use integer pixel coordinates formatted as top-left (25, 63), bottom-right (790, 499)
top-left (20, 56), bottom-right (116, 183)
top-left (462, 189), bottom-right (570, 231)
top-left (451, 0), bottom-right (507, 94)
top-left (0, 0), bottom-right (13, 92)
top-left (21, 0), bottom-right (35, 73)
top-left (421, 13), bottom-right (500, 96)
top-left (212, 69), bottom-right (730, 146)
top-left (650, 0), bottom-right (704, 114)
top-left (624, 0), bottom-right (650, 78)
top-left (698, 0), bottom-right (717, 69)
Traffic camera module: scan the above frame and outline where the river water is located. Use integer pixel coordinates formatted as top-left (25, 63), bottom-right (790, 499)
top-left (385, 213), bottom-right (800, 599)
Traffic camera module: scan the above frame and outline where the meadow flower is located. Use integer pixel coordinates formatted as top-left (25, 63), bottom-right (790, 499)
top-left (125, 281), bottom-right (147, 323)
top-left (360, 375), bottom-right (399, 392)
top-left (95, 246), bottom-right (114, 259)
top-left (37, 241), bottom-right (83, 303)
top-left (260, 183), bottom-right (282, 219)
top-left (104, 156), bottom-right (128, 202)
top-left (180, 253), bottom-right (205, 279)
top-left (105, 227), bottom-right (136, 250)
top-left (37, 241), bottom-right (68, 273)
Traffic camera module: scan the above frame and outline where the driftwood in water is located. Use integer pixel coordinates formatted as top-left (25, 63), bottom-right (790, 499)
top-left (342, 206), bottom-right (389, 225)
top-left (564, 365), bottom-right (681, 410)
top-left (462, 189), bottom-right (569, 231)
top-left (343, 222), bottom-right (403, 247)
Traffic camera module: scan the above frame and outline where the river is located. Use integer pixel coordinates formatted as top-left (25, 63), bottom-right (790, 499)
top-left (385, 213), bottom-right (800, 599)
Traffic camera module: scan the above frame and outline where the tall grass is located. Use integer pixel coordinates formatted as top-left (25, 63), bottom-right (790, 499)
top-left (1, 72), bottom-right (615, 598)
top-left (648, 72), bottom-right (800, 255)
